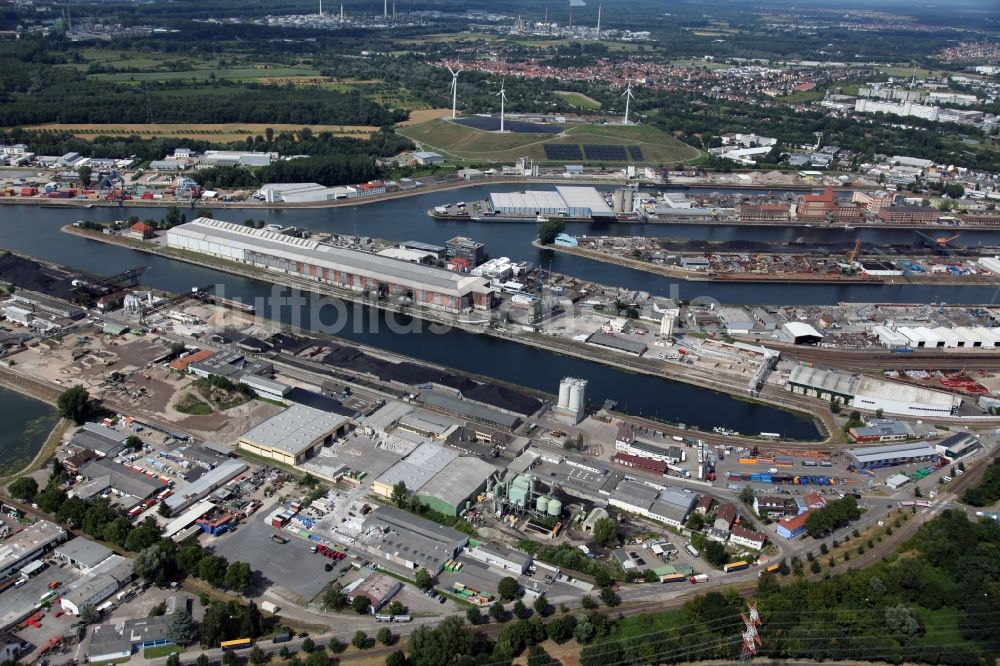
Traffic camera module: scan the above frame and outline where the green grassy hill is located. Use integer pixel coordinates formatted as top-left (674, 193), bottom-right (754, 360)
top-left (398, 118), bottom-right (701, 165)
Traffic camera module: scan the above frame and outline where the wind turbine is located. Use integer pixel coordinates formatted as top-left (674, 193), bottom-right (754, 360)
top-left (496, 82), bottom-right (508, 132)
top-left (447, 65), bottom-right (463, 119)
top-left (622, 81), bottom-right (635, 125)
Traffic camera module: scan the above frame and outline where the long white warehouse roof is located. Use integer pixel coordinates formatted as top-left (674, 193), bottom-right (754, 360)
top-left (167, 218), bottom-right (490, 296)
top-left (846, 441), bottom-right (939, 464)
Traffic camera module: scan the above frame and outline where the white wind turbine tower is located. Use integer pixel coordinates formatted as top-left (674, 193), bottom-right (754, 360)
top-left (496, 82), bottom-right (508, 132)
top-left (622, 81), bottom-right (635, 125)
top-left (447, 65), bottom-right (463, 119)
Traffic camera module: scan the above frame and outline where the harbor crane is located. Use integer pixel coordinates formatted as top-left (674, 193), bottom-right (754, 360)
top-left (839, 238), bottom-right (862, 274)
top-left (72, 266), bottom-right (147, 301)
top-left (915, 230), bottom-right (961, 255)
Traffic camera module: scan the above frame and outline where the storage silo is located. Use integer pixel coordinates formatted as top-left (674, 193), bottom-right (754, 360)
top-left (547, 498), bottom-right (562, 517)
top-left (568, 379), bottom-right (586, 413)
top-left (535, 495), bottom-right (549, 514)
top-left (613, 189), bottom-right (625, 213)
top-left (557, 378), bottom-right (571, 409)
top-left (623, 189), bottom-right (634, 212)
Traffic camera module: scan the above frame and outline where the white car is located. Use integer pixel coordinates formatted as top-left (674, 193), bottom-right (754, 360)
top-left (942, 475), bottom-right (952, 482)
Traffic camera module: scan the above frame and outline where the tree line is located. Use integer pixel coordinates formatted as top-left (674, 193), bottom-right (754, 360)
top-left (962, 457), bottom-right (1000, 507)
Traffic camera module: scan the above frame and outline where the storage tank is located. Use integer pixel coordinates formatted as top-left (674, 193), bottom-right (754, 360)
top-left (547, 498), bottom-right (562, 517)
top-left (558, 378), bottom-right (571, 409)
top-left (568, 379), bottom-right (586, 412)
top-left (613, 189), bottom-right (625, 213)
top-left (624, 189), bottom-right (634, 212)
top-left (535, 496), bottom-right (549, 513)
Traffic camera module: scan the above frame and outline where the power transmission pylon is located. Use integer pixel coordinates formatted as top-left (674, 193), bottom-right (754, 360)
top-left (738, 601), bottom-right (762, 665)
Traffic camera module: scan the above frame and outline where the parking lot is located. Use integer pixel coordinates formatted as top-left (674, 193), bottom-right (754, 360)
top-left (208, 513), bottom-right (343, 604)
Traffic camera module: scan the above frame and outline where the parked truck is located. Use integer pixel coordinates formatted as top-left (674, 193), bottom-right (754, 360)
top-left (260, 601), bottom-right (280, 614)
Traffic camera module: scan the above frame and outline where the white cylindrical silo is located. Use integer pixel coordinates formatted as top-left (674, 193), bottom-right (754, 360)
top-left (568, 381), bottom-right (583, 412)
top-left (558, 378), bottom-right (571, 409)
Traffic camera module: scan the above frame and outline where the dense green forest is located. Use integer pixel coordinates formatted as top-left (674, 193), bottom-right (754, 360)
top-left (0, 42), bottom-right (404, 126)
top-left (5, 125), bottom-right (412, 164)
top-left (962, 457), bottom-right (1000, 507)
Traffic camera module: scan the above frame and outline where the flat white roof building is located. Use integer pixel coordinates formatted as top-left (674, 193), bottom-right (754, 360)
top-left (872, 325), bottom-right (909, 348)
top-left (238, 404), bottom-right (351, 465)
top-left (554, 186), bottom-right (615, 218)
top-left (166, 218), bottom-right (494, 314)
top-left (853, 377), bottom-right (960, 418)
top-left (0, 520), bottom-right (66, 579)
top-left (490, 190), bottom-right (569, 216)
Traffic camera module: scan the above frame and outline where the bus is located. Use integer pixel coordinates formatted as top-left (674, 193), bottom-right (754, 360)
top-left (723, 561), bottom-right (750, 573)
top-left (759, 563), bottom-right (780, 577)
top-left (220, 638), bottom-right (253, 651)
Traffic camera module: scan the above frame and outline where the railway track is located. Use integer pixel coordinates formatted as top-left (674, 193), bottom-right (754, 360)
top-left (776, 345), bottom-right (1000, 371)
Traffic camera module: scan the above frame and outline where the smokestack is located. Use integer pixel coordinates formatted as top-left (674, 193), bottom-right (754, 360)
top-left (319, 0), bottom-right (323, 16)
top-left (384, 0), bottom-right (387, 17)
top-left (596, 5), bottom-right (601, 33)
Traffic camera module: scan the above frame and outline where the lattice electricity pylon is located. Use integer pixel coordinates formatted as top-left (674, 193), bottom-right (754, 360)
top-left (738, 601), bottom-right (762, 665)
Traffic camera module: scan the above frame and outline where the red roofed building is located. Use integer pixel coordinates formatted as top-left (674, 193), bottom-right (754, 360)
top-left (126, 222), bottom-right (156, 240)
top-left (714, 502), bottom-right (738, 531)
top-left (803, 492), bottom-right (827, 511)
top-left (796, 189), bottom-right (863, 223)
top-left (355, 181), bottom-right (386, 197)
top-left (170, 349), bottom-right (214, 372)
top-left (447, 257), bottom-right (472, 273)
top-left (777, 511), bottom-right (809, 539)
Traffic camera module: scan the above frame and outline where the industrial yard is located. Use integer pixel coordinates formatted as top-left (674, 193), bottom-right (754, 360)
top-left (0, 263), bottom-right (997, 664)
top-left (557, 234), bottom-right (1000, 285)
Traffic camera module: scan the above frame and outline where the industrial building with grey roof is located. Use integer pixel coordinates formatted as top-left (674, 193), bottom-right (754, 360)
top-left (359, 506), bottom-right (469, 574)
top-left (417, 456), bottom-right (497, 517)
top-left (238, 403), bottom-right (351, 465)
top-left (846, 442), bottom-right (941, 470)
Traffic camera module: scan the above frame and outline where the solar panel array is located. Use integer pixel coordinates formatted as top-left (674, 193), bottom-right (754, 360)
top-left (541, 143), bottom-right (646, 162)
top-left (543, 144), bottom-right (584, 160)
top-left (453, 117), bottom-right (563, 134)
top-left (583, 144), bottom-right (629, 161)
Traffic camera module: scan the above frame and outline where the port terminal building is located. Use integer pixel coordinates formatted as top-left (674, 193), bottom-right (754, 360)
top-left (166, 218), bottom-right (494, 314)
top-left (489, 187), bottom-right (616, 219)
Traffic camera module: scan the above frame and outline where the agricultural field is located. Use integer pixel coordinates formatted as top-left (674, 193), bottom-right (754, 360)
top-left (22, 123), bottom-right (380, 142)
top-left (90, 64), bottom-right (322, 84)
top-left (555, 91), bottom-right (602, 109)
top-left (399, 117), bottom-right (701, 164)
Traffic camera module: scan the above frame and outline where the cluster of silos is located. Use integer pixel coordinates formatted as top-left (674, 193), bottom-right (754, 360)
top-left (557, 377), bottom-right (587, 412)
top-left (612, 189), bottom-right (634, 214)
top-left (506, 473), bottom-right (562, 518)
top-left (556, 377), bottom-right (587, 424)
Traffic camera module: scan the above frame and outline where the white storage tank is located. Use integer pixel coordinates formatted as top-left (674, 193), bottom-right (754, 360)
top-left (558, 378), bottom-right (571, 409)
top-left (535, 496), bottom-right (549, 513)
top-left (547, 498), bottom-right (562, 517)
